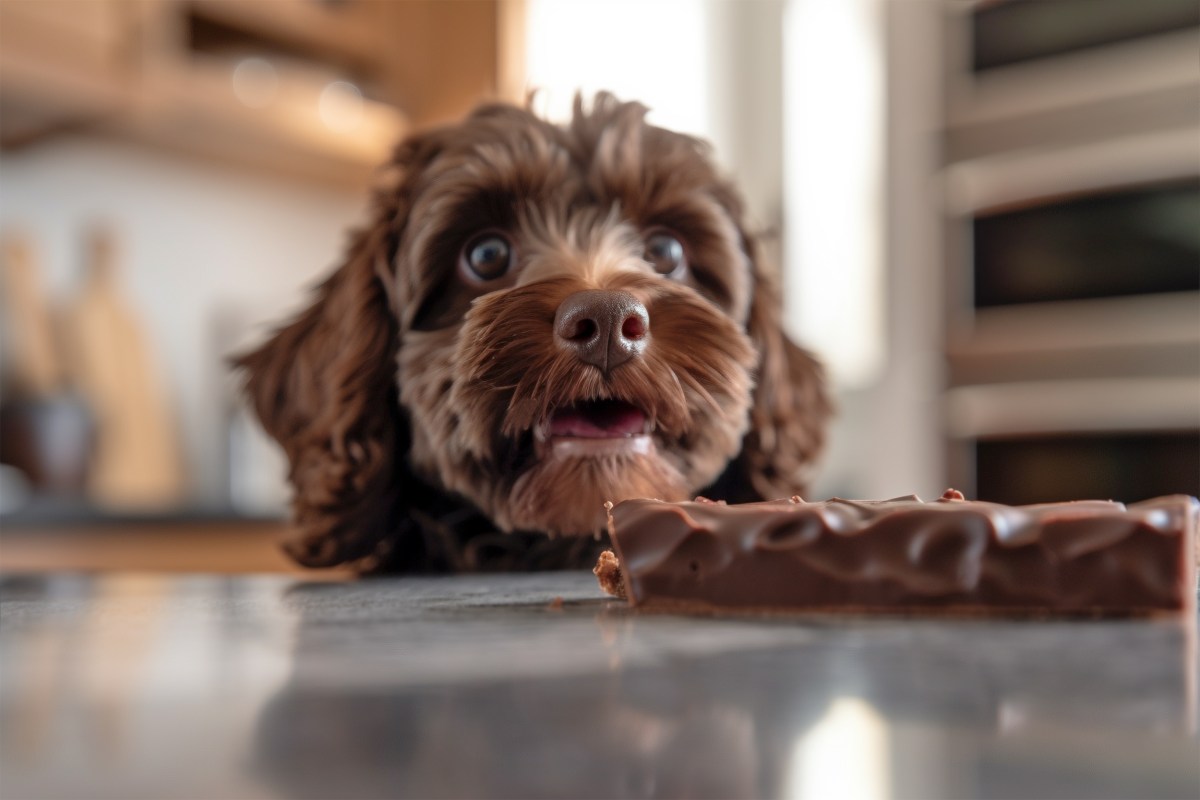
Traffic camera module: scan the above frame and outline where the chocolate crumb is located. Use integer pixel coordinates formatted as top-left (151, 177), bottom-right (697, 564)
top-left (593, 549), bottom-right (626, 599)
top-left (548, 596), bottom-right (564, 611)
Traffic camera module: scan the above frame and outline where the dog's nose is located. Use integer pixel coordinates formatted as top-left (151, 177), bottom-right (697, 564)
top-left (554, 290), bottom-right (649, 372)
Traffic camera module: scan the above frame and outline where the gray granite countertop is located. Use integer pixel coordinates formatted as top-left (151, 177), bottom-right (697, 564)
top-left (1, 571), bottom-right (1197, 799)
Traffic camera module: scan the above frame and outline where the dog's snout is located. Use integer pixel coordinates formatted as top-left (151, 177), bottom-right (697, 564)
top-left (554, 290), bottom-right (649, 372)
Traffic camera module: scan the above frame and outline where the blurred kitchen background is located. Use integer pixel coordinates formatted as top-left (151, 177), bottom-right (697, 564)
top-left (1, 0), bottom-right (1197, 572)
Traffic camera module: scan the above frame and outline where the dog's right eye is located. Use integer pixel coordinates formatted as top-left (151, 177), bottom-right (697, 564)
top-left (644, 231), bottom-right (687, 278)
top-left (463, 234), bottom-right (512, 281)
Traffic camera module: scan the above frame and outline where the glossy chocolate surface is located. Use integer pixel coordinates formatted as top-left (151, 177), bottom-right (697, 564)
top-left (608, 492), bottom-right (1199, 615)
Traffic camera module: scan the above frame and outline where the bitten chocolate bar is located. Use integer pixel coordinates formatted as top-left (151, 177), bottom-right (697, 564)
top-left (601, 491), bottom-right (1198, 616)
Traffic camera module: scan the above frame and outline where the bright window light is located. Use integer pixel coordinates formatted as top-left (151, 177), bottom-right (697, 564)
top-left (524, 0), bottom-right (710, 137)
top-left (784, 0), bottom-right (885, 388)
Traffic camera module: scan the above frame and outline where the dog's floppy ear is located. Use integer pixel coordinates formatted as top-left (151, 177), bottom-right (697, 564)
top-left (704, 224), bottom-right (833, 502)
top-left (235, 132), bottom-right (450, 570)
top-left (740, 245), bottom-right (833, 499)
top-left (235, 214), bottom-right (406, 569)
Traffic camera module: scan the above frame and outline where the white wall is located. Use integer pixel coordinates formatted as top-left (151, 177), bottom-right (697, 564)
top-left (0, 135), bottom-right (367, 508)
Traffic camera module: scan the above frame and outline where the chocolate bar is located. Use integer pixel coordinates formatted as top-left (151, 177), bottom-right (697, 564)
top-left (601, 491), bottom-right (1198, 616)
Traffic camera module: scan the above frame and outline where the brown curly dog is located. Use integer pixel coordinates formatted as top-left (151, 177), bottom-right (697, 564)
top-left (237, 93), bottom-right (831, 573)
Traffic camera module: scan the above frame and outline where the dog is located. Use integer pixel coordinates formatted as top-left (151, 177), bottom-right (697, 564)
top-left (237, 93), bottom-right (831, 573)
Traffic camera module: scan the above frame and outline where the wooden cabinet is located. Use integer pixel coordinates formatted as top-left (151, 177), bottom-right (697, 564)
top-left (0, 0), bottom-right (515, 186)
top-left (0, 515), bottom-right (351, 575)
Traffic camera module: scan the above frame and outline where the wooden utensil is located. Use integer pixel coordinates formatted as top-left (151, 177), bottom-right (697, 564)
top-left (0, 233), bottom-right (62, 397)
top-left (60, 227), bottom-right (185, 508)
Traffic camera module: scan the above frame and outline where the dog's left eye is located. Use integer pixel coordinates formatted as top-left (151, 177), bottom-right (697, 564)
top-left (644, 232), bottom-right (686, 277)
top-left (464, 234), bottom-right (512, 281)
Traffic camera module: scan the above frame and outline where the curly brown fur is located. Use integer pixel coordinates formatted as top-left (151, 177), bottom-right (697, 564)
top-left (236, 93), bottom-right (831, 572)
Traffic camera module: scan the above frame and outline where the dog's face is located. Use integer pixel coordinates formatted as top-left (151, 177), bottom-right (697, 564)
top-left (239, 94), bottom-right (830, 569)
top-left (398, 102), bottom-right (762, 536)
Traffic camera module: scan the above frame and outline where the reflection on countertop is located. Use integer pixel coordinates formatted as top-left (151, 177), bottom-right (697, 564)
top-left (1, 572), bottom-right (1197, 800)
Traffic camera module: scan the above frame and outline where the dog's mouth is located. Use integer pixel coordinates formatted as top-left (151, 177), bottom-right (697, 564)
top-left (535, 399), bottom-right (654, 457)
top-left (549, 399), bottom-right (649, 438)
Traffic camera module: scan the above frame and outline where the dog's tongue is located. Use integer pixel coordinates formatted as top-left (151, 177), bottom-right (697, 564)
top-left (549, 400), bottom-right (647, 438)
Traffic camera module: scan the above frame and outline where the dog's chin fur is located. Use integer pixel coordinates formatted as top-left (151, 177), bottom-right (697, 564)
top-left (507, 447), bottom-right (688, 535)
top-left (236, 93), bottom-right (832, 572)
